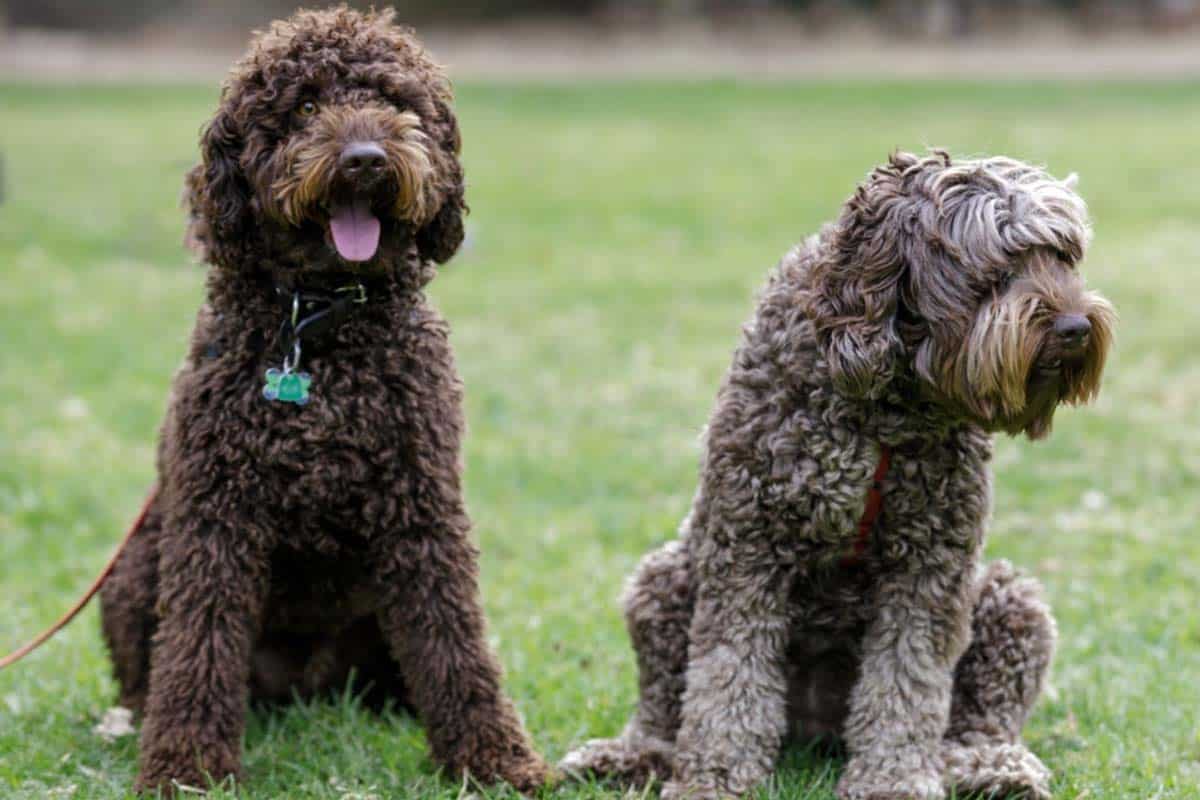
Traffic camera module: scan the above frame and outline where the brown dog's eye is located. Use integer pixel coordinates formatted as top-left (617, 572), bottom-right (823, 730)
top-left (297, 100), bottom-right (318, 117)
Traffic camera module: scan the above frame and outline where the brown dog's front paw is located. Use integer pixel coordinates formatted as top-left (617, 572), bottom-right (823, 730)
top-left (134, 771), bottom-right (213, 798)
top-left (433, 705), bottom-right (553, 794)
top-left (135, 746), bottom-right (239, 797)
top-left (497, 751), bottom-right (555, 794)
top-left (443, 737), bottom-right (553, 795)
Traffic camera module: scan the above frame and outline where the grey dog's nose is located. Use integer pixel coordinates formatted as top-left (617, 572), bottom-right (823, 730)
top-left (1054, 313), bottom-right (1091, 346)
top-left (339, 142), bottom-right (387, 182)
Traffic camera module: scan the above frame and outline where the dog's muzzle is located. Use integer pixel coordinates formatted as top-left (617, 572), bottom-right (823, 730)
top-left (328, 141), bottom-right (390, 264)
top-left (1052, 313), bottom-right (1091, 359)
top-left (338, 142), bottom-right (388, 189)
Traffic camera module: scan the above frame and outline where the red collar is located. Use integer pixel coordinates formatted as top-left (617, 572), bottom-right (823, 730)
top-left (840, 445), bottom-right (892, 567)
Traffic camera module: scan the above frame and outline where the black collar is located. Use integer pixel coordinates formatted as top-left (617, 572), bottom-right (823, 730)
top-left (274, 282), bottom-right (368, 356)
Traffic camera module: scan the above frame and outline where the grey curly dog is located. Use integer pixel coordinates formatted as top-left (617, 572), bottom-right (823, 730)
top-left (561, 151), bottom-right (1115, 800)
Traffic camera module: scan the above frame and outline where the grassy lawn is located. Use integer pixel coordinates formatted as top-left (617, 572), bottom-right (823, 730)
top-left (2, 79), bottom-right (1199, 799)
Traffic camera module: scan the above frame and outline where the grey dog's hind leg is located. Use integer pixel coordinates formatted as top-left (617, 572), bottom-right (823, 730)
top-left (942, 560), bottom-right (1057, 800)
top-left (559, 540), bottom-right (692, 786)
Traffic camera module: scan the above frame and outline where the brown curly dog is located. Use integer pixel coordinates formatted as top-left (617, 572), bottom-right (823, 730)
top-left (98, 7), bottom-right (549, 795)
top-left (561, 152), bottom-right (1116, 800)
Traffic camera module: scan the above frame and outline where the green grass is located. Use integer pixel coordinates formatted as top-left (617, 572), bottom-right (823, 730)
top-left (2, 79), bottom-right (1199, 799)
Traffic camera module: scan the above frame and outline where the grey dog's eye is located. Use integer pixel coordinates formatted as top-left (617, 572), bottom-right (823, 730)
top-left (297, 100), bottom-right (318, 117)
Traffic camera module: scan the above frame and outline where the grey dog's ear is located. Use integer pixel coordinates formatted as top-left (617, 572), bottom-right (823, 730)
top-left (807, 158), bottom-right (910, 399)
top-left (416, 97), bottom-right (466, 265)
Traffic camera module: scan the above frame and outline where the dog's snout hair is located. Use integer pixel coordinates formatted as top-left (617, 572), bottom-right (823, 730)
top-left (957, 252), bottom-right (1116, 430)
top-left (272, 105), bottom-right (435, 228)
top-left (807, 150), bottom-right (1115, 439)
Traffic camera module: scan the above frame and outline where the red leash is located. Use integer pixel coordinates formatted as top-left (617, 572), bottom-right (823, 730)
top-left (0, 484), bottom-right (159, 670)
top-left (841, 445), bottom-right (892, 567)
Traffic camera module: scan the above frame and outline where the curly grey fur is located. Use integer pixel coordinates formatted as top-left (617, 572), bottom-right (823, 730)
top-left (561, 151), bottom-right (1114, 800)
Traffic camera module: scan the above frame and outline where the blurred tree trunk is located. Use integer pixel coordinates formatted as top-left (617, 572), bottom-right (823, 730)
top-left (1148, 0), bottom-right (1200, 29)
top-left (1075, 0), bottom-right (1200, 30)
top-left (880, 0), bottom-right (974, 37)
top-left (8, 0), bottom-right (174, 30)
top-left (3, 0), bottom-right (1198, 33)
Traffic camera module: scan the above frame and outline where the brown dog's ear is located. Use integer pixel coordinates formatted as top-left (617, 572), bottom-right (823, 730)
top-left (416, 98), bottom-right (466, 265)
top-left (807, 163), bottom-right (909, 399)
top-left (184, 101), bottom-right (251, 265)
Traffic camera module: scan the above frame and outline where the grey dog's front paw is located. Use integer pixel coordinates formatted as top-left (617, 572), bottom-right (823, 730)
top-left (942, 741), bottom-right (1051, 800)
top-left (661, 763), bottom-right (769, 800)
top-left (559, 735), bottom-right (672, 786)
top-left (837, 749), bottom-right (945, 800)
top-left (661, 779), bottom-right (723, 800)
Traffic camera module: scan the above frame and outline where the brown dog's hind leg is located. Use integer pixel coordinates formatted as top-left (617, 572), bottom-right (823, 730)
top-left (559, 540), bottom-right (692, 787)
top-left (99, 498), bottom-right (163, 716)
top-left (941, 560), bottom-right (1057, 800)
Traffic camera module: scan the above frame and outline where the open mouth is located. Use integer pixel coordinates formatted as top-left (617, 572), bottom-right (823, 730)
top-left (328, 197), bottom-right (382, 263)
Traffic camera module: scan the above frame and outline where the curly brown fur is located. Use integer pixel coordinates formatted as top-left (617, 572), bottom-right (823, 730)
top-left (98, 7), bottom-right (547, 796)
top-left (561, 151), bottom-right (1114, 800)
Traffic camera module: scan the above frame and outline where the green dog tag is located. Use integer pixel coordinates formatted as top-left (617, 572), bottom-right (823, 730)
top-left (263, 368), bottom-right (312, 405)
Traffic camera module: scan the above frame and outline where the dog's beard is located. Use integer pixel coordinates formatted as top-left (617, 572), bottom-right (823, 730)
top-left (936, 284), bottom-right (1115, 440)
top-left (268, 109), bottom-right (434, 265)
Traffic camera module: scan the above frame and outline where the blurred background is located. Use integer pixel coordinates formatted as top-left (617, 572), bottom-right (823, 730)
top-left (5, 0), bottom-right (1200, 80)
top-left (6, 0), bottom-right (1200, 31)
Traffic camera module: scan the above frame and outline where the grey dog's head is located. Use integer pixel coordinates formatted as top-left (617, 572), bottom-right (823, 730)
top-left (807, 151), bottom-right (1115, 439)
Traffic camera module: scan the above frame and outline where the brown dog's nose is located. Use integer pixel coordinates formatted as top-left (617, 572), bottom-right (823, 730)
top-left (339, 142), bottom-right (387, 184)
top-left (1054, 314), bottom-right (1091, 348)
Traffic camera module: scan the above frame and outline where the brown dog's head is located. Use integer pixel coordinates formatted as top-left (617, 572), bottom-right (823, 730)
top-left (185, 6), bottom-right (463, 278)
top-left (808, 151), bottom-right (1116, 439)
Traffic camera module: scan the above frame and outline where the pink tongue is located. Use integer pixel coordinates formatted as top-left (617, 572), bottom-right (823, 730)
top-left (329, 201), bottom-right (381, 262)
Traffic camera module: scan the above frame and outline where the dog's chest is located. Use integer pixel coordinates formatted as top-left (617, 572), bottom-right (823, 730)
top-left (868, 441), bottom-right (992, 560)
top-left (778, 435), bottom-right (991, 572)
top-left (781, 446), bottom-right (991, 641)
top-left (252, 358), bottom-right (404, 461)
top-left (174, 346), bottom-right (419, 525)
top-left (755, 427), bottom-right (883, 561)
